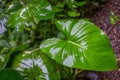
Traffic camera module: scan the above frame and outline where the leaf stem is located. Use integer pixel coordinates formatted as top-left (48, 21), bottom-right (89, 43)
top-left (72, 69), bottom-right (84, 80)
top-left (26, 7), bottom-right (38, 27)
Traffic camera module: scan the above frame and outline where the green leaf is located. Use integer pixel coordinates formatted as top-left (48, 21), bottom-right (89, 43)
top-left (109, 11), bottom-right (118, 25)
top-left (0, 40), bottom-right (9, 47)
top-left (7, 0), bottom-right (54, 31)
top-left (65, 0), bottom-right (86, 9)
top-left (7, 2), bottom-right (24, 13)
top-left (65, 0), bottom-right (74, 9)
top-left (40, 20), bottom-right (118, 71)
top-left (11, 49), bottom-right (60, 80)
top-left (73, 2), bottom-right (86, 7)
top-left (0, 68), bottom-right (22, 80)
top-left (68, 11), bottom-right (80, 17)
top-left (0, 54), bottom-right (5, 69)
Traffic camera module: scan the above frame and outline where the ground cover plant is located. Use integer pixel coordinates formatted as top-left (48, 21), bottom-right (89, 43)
top-left (0, 0), bottom-right (118, 80)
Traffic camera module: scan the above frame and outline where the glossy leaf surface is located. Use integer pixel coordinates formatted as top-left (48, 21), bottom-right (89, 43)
top-left (0, 68), bottom-right (22, 80)
top-left (7, 0), bottom-right (54, 31)
top-left (40, 20), bottom-right (118, 71)
top-left (11, 49), bottom-right (60, 80)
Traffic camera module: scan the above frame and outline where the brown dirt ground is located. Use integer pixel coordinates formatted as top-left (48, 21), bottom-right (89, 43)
top-left (89, 0), bottom-right (120, 80)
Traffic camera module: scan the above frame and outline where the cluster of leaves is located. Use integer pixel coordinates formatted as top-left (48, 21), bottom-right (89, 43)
top-left (109, 11), bottom-right (119, 25)
top-left (48, 0), bottom-right (107, 18)
top-left (0, 0), bottom-right (118, 80)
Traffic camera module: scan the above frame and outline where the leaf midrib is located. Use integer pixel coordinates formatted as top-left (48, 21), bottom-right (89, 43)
top-left (67, 40), bottom-right (82, 48)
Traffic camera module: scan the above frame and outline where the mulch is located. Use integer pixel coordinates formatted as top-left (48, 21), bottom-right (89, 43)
top-left (89, 0), bottom-right (120, 80)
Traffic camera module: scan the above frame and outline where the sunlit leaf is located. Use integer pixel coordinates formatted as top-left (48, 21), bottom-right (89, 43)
top-left (40, 19), bottom-right (118, 71)
top-left (11, 49), bottom-right (60, 80)
top-left (0, 68), bottom-right (22, 80)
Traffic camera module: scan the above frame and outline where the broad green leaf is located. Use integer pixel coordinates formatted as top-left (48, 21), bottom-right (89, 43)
top-left (11, 49), bottom-right (60, 80)
top-left (0, 68), bottom-right (22, 80)
top-left (40, 20), bottom-right (118, 71)
top-left (7, 0), bottom-right (54, 31)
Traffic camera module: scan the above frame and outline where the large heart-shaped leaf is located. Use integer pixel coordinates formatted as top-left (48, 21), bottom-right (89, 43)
top-left (11, 49), bottom-right (60, 80)
top-left (7, 0), bottom-right (54, 31)
top-left (0, 68), bottom-right (22, 80)
top-left (40, 20), bottom-right (118, 71)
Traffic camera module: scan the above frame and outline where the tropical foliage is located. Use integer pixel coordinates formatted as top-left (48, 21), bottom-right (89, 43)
top-left (0, 0), bottom-right (118, 80)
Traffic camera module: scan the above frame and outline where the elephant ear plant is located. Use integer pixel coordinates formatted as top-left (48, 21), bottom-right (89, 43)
top-left (40, 20), bottom-right (118, 71)
top-left (0, 0), bottom-right (118, 80)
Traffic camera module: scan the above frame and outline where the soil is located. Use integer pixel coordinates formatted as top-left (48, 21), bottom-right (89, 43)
top-left (89, 0), bottom-right (120, 80)
top-left (77, 0), bottom-right (120, 80)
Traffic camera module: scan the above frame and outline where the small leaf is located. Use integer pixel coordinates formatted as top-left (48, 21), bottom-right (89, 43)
top-left (0, 68), bottom-right (22, 80)
top-left (73, 2), bottom-right (86, 7)
top-left (68, 11), bottom-right (80, 17)
top-left (40, 20), bottom-right (118, 71)
top-left (11, 49), bottom-right (60, 80)
top-left (109, 11), bottom-right (119, 25)
top-left (0, 40), bottom-right (9, 47)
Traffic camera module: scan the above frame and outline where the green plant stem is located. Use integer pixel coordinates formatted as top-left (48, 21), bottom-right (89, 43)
top-left (31, 17), bottom-right (38, 27)
top-left (72, 69), bottom-right (84, 80)
top-left (2, 53), bottom-right (10, 69)
top-left (26, 7), bottom-right (38, 27)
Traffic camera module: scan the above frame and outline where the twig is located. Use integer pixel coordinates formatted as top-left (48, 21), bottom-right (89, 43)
top-left (117, 58), bottom-right (120, 61)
